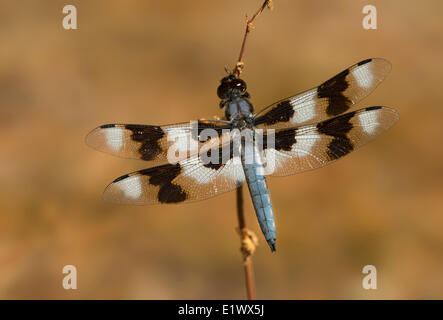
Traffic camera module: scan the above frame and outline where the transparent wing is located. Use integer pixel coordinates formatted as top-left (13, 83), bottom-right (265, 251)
top-left (102, 140), bottom-right (245, 205)
top-left (86, 120), bottom-right (232, 163)
top-left (259, 106), bottom-right (399, 176)
top-left (253, 58), bottom-right (391, 129)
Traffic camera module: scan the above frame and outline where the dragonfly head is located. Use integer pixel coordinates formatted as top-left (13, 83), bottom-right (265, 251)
top-left (217, 75), bottom-right (249, 105)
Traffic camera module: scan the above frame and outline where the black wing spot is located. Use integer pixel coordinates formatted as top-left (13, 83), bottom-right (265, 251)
top-left (357, 58), bottom-right (372, 66)
top-left (318, 69), bottom-right (351, 117)
top-left (317, 111), bottom-right (355, 136)
top-left (113, 174), bottom-right (129, 183)
top-left (100, 124), bottom-right (116, 129)
top-left (158, 184), bottom-right (186, 203)
top-left (125, 124), bottom-right (165, 161)
top-left (264, 129), bottom-right (296, 152)
top-left (317, 112), bottom-right (355, 159)
top-left (327, 137), bottom-right (354, 160)
top-left (255, 99), bottom-right (294, 126)
top-left (140, 163), bottom-right (187, 203)
top-left (192, 120), bottom-right (230, 142)
top-left (365, 106), bottom-right (382, 112)
top-left (202, 142), bottom-right (234, 170)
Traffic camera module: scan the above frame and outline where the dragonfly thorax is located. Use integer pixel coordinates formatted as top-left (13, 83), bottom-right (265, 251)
top-left (225, 98), bottom-right (254, 122)
top-left (217, 74), bottom-right (253, 120)
top-left (231, 116), bottom-right (254, 131)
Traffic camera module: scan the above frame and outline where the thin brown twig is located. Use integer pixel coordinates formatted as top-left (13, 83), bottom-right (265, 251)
top-left (236, 185), bottom-right (256, 300)
top-left (233, 0), bottom-right (273, 78)
top-left (233, 1), bottom-right (273, 300)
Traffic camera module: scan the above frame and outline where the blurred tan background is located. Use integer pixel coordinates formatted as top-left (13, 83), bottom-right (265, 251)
top-left (0, 0), bottom-right (442, 299)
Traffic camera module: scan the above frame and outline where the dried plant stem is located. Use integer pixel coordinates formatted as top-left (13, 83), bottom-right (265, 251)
top-left (233, 0), bottom-right (273, 77)
top-left (236, 185), bottom-right (256, 300)
top-left (233, 0), bottom-right (272, 301)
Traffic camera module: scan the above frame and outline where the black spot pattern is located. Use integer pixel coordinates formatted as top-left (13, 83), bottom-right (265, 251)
top-left (365, 105), bottom-right (381, 112)
top-left (125, 125), bottom-right (165, 161)
top-left (100, 124), bottom-right (116, 129)
top-left (327, 136), bottom-right (354, 160)
top-left (113, 174), bottom-right (129, 183)
top-left (275, 128), bottom-right (297, 151)
top-left (255, 99), bottom-right (295, 126)
top-left (264, 129), bottom-right (297, 152)
top-left (140, 163), bottom-right (187, 203)
top-left (202, 141), bottom-right (235, 170)
top-left (192, 120), bottom-right (230, 142)
top-left (357, 58), bottom-right (372, 66)
top-left (317, 69), bottom-right (351, 117)
top-left (317, 111), bottom-right (355, 160)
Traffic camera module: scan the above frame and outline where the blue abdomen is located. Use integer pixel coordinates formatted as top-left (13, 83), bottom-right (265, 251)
top-left (240, 130), bottom-right (276, 252)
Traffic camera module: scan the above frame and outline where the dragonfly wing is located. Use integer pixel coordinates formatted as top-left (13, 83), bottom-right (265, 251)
top-left (253, 58), bottom-right (391, 129)
top-left (86, 120), bottom-right (232, 163)
top-left (102, 140), bottom-right (245, 204)
top-left (258, 106), bottom-right (399, 176)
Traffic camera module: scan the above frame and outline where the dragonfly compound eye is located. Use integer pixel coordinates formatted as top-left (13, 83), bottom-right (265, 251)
top-left (231, 79), bottom-right (247, 93)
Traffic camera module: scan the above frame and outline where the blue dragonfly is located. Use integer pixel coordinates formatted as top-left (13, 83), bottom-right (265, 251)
top-left (86, 58), bottom-right (399, 251)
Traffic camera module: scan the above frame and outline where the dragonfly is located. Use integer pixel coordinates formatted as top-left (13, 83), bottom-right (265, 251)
top-left (86, 58), bottom-right (399, 252)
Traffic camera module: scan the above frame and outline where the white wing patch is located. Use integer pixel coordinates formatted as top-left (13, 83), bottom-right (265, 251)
top-left (182, 159), bottom-right (216, 184)
top-left (105, 127), bottom-right (124, 151)
top-left (222, 156), bottom-right (245, 184)
top-left (262, 148), bottom-right (283, 175)
top-left (117, 175), bottom-right (142, 199)
top-left (291, 133), bottom-right (320, 157)
top-left (352, 63), bottom-right (373, 89)
top-left (290, 89), bottom-right (317, 124)
top-left (181, 156), bottom-right (245, 185)
top-left (358, 109), bottom-right (379, 134)
top-left (165, 127), bottom-right (198, 153)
